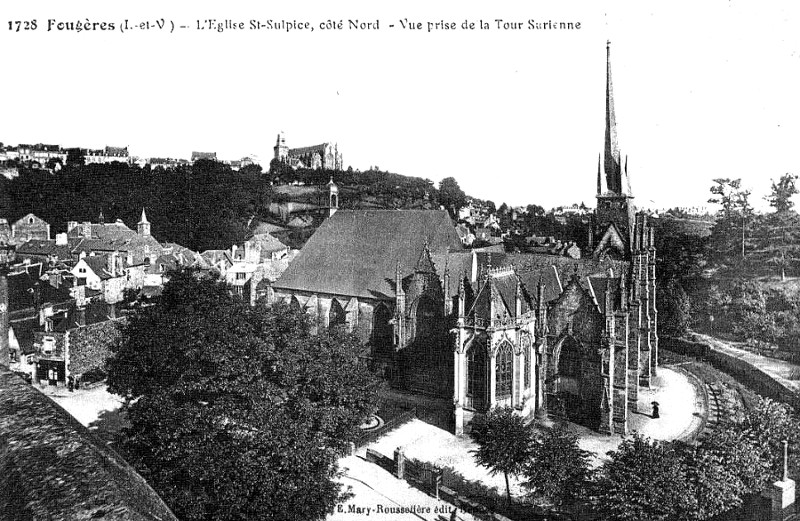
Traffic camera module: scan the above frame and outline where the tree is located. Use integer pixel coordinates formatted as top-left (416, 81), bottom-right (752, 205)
top-left (680, 443), bottom-right (748, 520)
top-left (107, 270), bottom-right (383, 521)
top-left (469, 407), bottom-right (532, 504)
top-left (735, 397), bottom-right (800, 484)
top-left (766, 173), bottom-right (799, 212)
top-left (590, 436), bottom-right (696, 521)
top-left (522, 423), bottom-right (592, 508)
top-left (657, 278), bottom-right (692, 338)
top-left (438, 177), bottom-right (467, 217)
top-left (708, 178), bottom-right (753, 262)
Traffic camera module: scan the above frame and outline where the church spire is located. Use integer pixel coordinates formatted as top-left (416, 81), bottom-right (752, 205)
top-left (604, 40), bottom-right (622, 194)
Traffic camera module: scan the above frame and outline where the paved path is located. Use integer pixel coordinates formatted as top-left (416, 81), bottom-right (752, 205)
top-left (693, 332), bottom-right (800, 393)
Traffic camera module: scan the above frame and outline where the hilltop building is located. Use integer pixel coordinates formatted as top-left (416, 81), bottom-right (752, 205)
top-left (273, 132), bottom-right (343, 170)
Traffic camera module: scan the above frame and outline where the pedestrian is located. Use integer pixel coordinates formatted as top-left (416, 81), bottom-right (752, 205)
top-left (450, 507), bottom-right (457, 521)
top-left (67, 375), bottom-right (74, 392)
top-left (652, 401), bottom-right (660, 419)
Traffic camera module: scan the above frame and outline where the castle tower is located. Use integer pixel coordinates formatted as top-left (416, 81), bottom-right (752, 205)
top-left (273, 132), bottom-right (288, 162)
top-left (137, 208), bottom-right (151, 236)
top-left (593, 41), bottom-right (636, 259)
top-left (327, 176), bottom-right (339, 217)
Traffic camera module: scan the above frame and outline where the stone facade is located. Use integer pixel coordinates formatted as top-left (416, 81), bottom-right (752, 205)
top-left (273, 132), bottom-right (343, 170)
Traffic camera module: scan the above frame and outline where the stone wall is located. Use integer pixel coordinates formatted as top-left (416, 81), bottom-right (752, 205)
top-left (662, 336), bottom-right (800, 410)
top-left (68, 318), bottom-right (127, 377)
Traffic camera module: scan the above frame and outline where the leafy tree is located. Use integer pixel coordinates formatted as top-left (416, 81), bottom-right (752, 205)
top-left (735, 397), bottom-right (800, 484)
top-left (469, 406), bottom-right (532, 504)
top-left (438, 176), bottom-right (467, 217)
top-left (657, 278), bottom-right (692, 338)
top-left (679, 443), bottom-right (748, 520)
top-left (107, 270), bottom-right (383, 521)
top-left (697, 428), bottom-right (770, 495)
top-left (522, 423), bottom-right (592, 508)
top-left (708, 178), bottom-right (753, 262)
top-left (590, 436), bottom-right (696, 521)
top-left (766, 173), bottom-right (799, 212)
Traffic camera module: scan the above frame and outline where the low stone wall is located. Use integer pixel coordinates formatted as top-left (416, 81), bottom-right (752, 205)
top-left (661, 336), bottom-right (800, 410)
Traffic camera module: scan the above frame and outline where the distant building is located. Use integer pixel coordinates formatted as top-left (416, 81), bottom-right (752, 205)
top-left (273, 132), bottom-right (343, 170)
top-left (191, 151), bottom-right (217, 162)
top-left (11, 213), bottom-right (51, 241)
top-left (84, 146), bottom-right (130, 165)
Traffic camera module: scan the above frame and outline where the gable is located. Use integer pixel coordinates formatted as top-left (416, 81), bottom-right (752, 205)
top-left (274, 210), bottom-right (462, 300)
top-left (592, 223), bottom-right (627, 260)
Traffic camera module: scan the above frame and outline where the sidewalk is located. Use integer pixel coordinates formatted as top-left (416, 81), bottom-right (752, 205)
top-left (332, 455), bottom-right (481, 521)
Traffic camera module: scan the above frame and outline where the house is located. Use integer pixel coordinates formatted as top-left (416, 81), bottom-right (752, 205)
top-left (244, 233), bottom-right (290, 262)
top-left (191, 151), bottom-right (217, 162)
top-left (11, 213), bottom-right (51, 241)
top-left (71, 253), bottom-right (126, 304)
top-left (32, 297), bottom-right (123, 387)
top-left (14, 234), bottom-right (73, 265)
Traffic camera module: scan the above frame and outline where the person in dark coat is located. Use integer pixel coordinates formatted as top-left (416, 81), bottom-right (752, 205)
top-left (652, 401), bottom-right (660, 418)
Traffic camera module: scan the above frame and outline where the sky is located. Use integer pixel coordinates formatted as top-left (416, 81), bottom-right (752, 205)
top-left (3, 0), bottom-right (800, 211)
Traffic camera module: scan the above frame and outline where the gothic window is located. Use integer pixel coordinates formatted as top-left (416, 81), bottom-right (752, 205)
top-left (558, 336), bottom-right (581, 378)
top-left (289, 295), bottom-right (302, 312)
top-left (372, 304), bottom-right (393, 354)
top-left (415, 295), bottom-right (439, 339)
top-left (496, 342), bottom-right (513, 398)
top-left (467, 342), bottom-right (485, 399)
top-left (328, 299), bottom-right (346, 328)
top-left (524, 345), bottom-right (531, 389)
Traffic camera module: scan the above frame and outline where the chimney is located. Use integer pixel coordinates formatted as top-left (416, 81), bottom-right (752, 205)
top-left (55, 233), bottom-right (68, 246)
top-left (107, 252), bottom-right (117, 277)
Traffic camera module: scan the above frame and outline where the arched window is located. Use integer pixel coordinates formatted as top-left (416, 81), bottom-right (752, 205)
top-left (496, 342), bottom-right (513, 399)
top-left (467, 342), bottom-right (486, 402)
top-left (328, 299), bottom-right (346, 328)
top-left (414, 295), bottom-right (440, 339)
top-left (558, 336), bottom-right (581, 378)
top-left (372, 304), bottom-right (393, 353)
top-left (289, 295), bottom-right (302, 312)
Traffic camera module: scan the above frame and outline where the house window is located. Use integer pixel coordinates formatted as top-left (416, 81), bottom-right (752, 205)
top-left (79, 268), bottom-right (86, 273)
top-left (236, 272), bottom-right (247, 280)
top-left (496, 342), bottom-right (513, 398)
top-left (10, 350), bottom-right (18, 363)
top-left (42, 336), bottom-right (55, 354)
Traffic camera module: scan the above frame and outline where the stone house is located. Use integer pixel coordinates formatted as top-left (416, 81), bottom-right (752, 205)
top-left (11, 213), bottom-right (51, 241)
top-left (32, 297), bottom-right (124, 387)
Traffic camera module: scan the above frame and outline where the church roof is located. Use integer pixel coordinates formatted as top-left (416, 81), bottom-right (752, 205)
top-left (274, 210), bottom-right (462, 300)
top-left (0, 370), bottom-right (178, 520)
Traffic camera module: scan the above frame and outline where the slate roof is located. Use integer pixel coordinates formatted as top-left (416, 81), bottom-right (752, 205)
top-left (245, 233), bottom-right (289, 261)
top-left (81, 255), bottom-right (115, 280)
top-left (274, 210), bottom-right (463, 300)
top-left (0, 369), bottom-right (178, 520)
top-left (7, 270), bottom-right (73, 315)
top-left (473, 252), bottom-right (627, 296)
top-left (67, 221), bottom-right (136, 241)
top-left (14, 239), bottom-right (73, 261)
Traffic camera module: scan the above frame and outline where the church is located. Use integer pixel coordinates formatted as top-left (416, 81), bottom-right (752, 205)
top-left (270, 42), bottom-right (657, 436)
